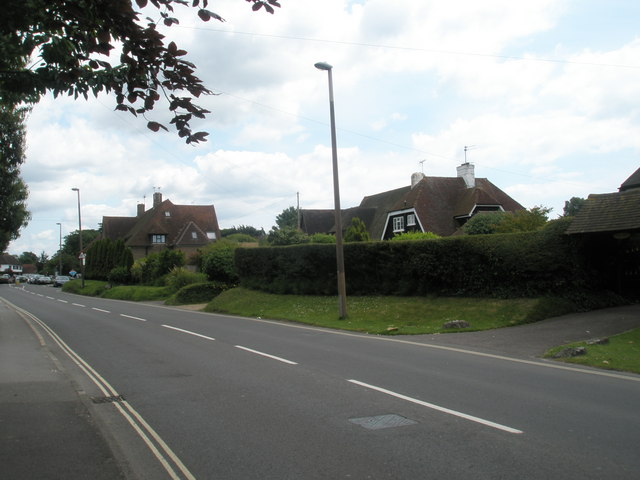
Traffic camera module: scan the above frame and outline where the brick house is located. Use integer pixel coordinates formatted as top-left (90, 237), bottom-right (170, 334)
top-left (101, 192), bottom-right (222, 260)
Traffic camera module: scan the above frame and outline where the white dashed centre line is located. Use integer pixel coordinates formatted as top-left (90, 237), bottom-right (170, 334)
top-left (348, 379), bottom-right (523, 434)
top-left (162, 325), bottom-right (215, 341)
top-left (72, 303), bottom-right (86, 307)
top-left (92, 307), bottom-right (110, 313)
top-left (235, 345), bottom-right (298, 365)
top-left (120, 314), bottom-right (147, 322)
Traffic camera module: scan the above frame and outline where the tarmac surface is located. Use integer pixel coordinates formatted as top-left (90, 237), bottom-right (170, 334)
top-left (1, 294), bottom-right (639, 479)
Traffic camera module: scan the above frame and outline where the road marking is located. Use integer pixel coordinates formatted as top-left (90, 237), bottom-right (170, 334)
top-left (4, 299), bottom-right (196, 480)
top-left (162, 325), bottom-right (215, 341)
top-left (57, 299), bottom-right (68, 303)
top-left (46, 296), bottom-right (54, 299)
top-left (121, 314), bottom-right (147, 322)
top-left (92, 307), bottom-right (110, 313)
top-left (72, 303), bottom-right (86, 307)
top-left (225, 314), bottom-right (640, 383)
top-left (235, 345), bottom-right (298, 365)
top-left (348, 379), bottom-right (523, 434)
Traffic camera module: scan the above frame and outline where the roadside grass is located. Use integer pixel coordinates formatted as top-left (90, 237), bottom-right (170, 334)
top-left (544, 328), bottom-right (640, 374)
top-left (203, 287), bottom-right (571, 335)
top-left (63, 280), bottom-right (170, 301)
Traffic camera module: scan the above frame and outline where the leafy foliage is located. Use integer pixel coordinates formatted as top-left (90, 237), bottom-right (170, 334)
top-left (344, 217), bottom-right (370, 242)
top-left (563, 197), bottom-right (587, 216)
top-left (131, 248), bottom-right (185, 284)
top-left (464, 207), bottom-right (551, 235)
top-left (200, 240), bottom-right (239, 283)
top-left (220, 225), bottom-right (265, 239)
top-left (169, 281), bottom-right (228, 304)
top-left (463, 211), bottom-right (507, 235)
top-left (0, 102), bottom-right (30, 251)
top-left (274, 206), bottom-right (299, 230)
top-left (1, 0), bottom-right (280, 143)
top-left (85, 237), bottom-right (134, 280)
top-left (390, 231), bottom-right (440, 242)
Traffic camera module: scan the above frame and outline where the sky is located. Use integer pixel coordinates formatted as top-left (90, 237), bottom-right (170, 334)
top-left (8, 0), bottom-right (640, 257)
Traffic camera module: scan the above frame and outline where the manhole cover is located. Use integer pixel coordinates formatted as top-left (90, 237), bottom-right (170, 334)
top-left (349, 414), bottom-right (417, 430)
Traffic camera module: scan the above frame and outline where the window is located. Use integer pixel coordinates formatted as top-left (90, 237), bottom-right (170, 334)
top-left (206, 232), bottom-right (217, 240)
top-left (393, 216), bottom-right (404, 232)
top-left (164, 211), bottom-right (171, 217)
top-left (407, 214), bottom-right (416, 226)
top-left (191, 231), bottom-right (197, 239)
top-left (151, 234), bottom-right (166, 244)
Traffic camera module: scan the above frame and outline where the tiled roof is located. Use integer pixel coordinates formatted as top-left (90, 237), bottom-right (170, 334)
top-left (300, 207), bottom-right (377, 235)
top-left (619, 167), bottom-right (640, 191)
top-left (1, 253), bottom-right (20, 265)
top-left (565, 188), bottom-right (640, 234)
top-left (102, 199), bottom-right (221, 247)
top-left (360, 176), bottom-right (524, 238)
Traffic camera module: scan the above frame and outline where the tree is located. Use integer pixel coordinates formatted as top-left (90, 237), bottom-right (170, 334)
top-left (463, 211), bottom-right (507, 235)
top-left (563, 197), bottom-right (587, 217)
top-left (221, 225), bottom-right (265, 239)
top-left (343, 217), bottom-right (370, 242)
top-left (0, 102), bottom-right (30, 251)
top-left (19, 251), bottom-right (38, 265)
top-left (1, 0), bottom-right (281, 144)
top-left (274, 206), bottom-right (299, 230)
top-left (494, 206), bottom-right (551, 233)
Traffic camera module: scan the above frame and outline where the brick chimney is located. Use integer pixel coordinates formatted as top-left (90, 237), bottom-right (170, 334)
top-left (137, 203), bottom-right (145, 217)
top-left (457, 162), bottom-right (475, 188)
top-left (153, 192), bottom-right (163, 208)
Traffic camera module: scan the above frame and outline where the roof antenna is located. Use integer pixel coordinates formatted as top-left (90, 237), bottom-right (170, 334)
top-left (464, 145), bottom-right (477, 163)
top-left (419, 159), bottom-right (426, 173)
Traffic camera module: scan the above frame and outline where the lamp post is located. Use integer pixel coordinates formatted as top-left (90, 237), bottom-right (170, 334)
top-left (56, 222), bottom-right (62, 276)
top-left (71, 188), bottom-right (85, 288)
top-left (314, 61), bottom-right (347, 319)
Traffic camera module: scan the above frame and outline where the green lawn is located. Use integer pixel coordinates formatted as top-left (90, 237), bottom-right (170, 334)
top-left (544, 328), bottom-right (640, 374)
top-left (204, 287), bottom-right (568, 335)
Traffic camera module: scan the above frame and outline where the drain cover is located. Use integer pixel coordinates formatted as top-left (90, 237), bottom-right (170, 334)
top-left (349, 414), bottom-right (417, 430)
top-left (91, 394), bottom-right (126, 404)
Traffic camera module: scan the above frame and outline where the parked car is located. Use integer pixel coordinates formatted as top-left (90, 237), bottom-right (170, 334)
top-left (53, 275), bottom-right (71, 287)
top-left (0, 274), bottom-right (11, 284)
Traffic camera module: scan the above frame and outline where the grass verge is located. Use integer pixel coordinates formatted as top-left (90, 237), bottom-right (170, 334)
top-left (203, 287), bottom-right (574, 335)
top-left (544, 328), bottom-right (640, 374)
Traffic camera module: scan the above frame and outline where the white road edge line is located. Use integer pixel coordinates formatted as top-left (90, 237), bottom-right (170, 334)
top-left (92, 307), bottom-right (110, 313)
top-left (348, 379), bottom-right (523, 435)
top-left (162, 325), bottom-right (215, 341)
top-left (121, 314), bottom-right (147, 322)
top-left (2, 299), bottom-right (195, 480)
top-left (235, 345), bottom-right (298, 365)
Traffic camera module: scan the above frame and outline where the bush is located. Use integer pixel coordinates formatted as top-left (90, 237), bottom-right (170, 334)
top-left (201, 241), bottom-right (239, 283)
top-left (108, 266), bottom-right (131, 285)
top-left (390, 231), bottom-right (440, 241)
top-left (169, 281), bottom-right (229, 305)
top-left (164, 267), bottom-right (207, 292)
top-left (309, 233), bottom-right (335, 244)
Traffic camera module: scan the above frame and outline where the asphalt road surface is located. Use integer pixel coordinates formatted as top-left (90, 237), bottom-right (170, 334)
top-left (2, 284), bottom-right (639, 479)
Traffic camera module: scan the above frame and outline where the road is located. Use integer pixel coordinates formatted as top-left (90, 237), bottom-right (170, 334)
top-left (2, 283), bottom-right (640, 479)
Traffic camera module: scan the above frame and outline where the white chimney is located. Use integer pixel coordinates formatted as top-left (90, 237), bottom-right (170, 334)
top-left (411, 172), bottom-right (425, 189)
top-left (457, 162), bottom-right (475, 188)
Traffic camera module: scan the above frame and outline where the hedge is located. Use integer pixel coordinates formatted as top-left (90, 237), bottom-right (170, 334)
top-left (235, 219), bottom-right (591, 298)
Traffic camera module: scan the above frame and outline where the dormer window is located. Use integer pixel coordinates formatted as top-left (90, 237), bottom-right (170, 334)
top-left (165, 211), bottom-right (171, 217)
top-left (393, 216), bottom-right (404, 232)
top-left (407, 214), bottom-right (416, 226)
top-left (151, 234), bottom-right (166, 244)
top-left (191, 231), bottom-right (197, 239)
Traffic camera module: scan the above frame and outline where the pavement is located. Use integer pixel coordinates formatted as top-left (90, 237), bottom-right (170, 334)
top-left (1, 294), bottom-right (639, 479)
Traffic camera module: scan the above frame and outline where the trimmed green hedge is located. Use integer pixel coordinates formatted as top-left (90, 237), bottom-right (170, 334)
top-left (169, 282), bottom-right (230, 305)
top-left (235, 219), bottom-right (591, 297)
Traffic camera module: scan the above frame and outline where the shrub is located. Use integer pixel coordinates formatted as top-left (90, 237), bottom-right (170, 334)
top-left (309, 233), bottom-right (335, 244)
top-left (201, 241), bottom-right (239, 283)
top-left (390, 231), bottom-right (440, 241)
top-left (108, 266), bottom-right (131, 285)
top-left (169, 281), bottom-right (229, 305)
top-left (164, 267), bottom-right (207, 292)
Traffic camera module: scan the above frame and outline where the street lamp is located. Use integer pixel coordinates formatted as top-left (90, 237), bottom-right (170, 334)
top-left (314, 61), bottom-right (347, 319)
top-left (71, 188), bottom-right (85, 288)
top-left (56, 222), bottom-right (62, 276)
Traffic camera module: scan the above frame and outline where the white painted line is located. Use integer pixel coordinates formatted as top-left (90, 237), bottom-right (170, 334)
top-left (348, 379), bottom-right (523, 434)
top-left (46, 296), bottom-right (54, 299)
top-left (57, 299), bottom-right (68, 303)
top-left (162, 325), bottom-right (215, 341)
top-left (92, 307), bottom-right (110, 313)
top-left (37, 294), bottom-right (44, 297)
top-left (72, 303), bottom-right (86, 307)
top-left (121, 314), bottom-right (147, 322)
top-left (235, 345), bottom-right (298, 365)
